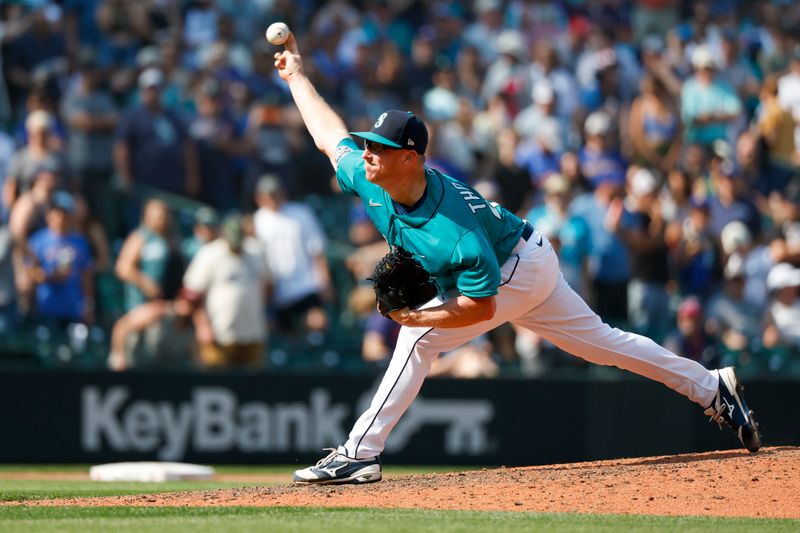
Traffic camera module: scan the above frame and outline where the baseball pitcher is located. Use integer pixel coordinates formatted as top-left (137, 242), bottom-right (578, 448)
top-left (272, 31), bottom-right (761, 485)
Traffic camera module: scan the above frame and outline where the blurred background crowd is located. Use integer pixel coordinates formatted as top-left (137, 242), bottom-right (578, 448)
top-left (0, 0), bottom-right (799, 377)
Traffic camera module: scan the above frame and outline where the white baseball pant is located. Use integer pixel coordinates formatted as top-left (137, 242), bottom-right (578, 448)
top-left (339, 232), bottom-right (720, 459)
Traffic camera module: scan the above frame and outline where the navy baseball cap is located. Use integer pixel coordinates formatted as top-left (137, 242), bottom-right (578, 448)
top-left (351, 110), bottom-right (428, 154)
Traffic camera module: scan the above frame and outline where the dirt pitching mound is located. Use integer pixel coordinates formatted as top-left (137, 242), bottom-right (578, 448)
top-left (17, 447), bottom-right (800, 518)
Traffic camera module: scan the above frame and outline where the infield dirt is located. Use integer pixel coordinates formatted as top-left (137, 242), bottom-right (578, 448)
top-left (13, 447), bottom-right (800, 518)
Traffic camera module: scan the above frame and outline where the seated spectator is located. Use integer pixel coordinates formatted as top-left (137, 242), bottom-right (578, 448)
top-left (755, 74), bottom-right (797, 196)
top-left (115, 199), bottom-right (184, 312)
top-left (680, 45), bottom-right (742, 148)
top-left (3, 110), bottom-right (67, 212)
top-left (628, 74), bottom-right (681, 176)
top-left (182, 215), bottom-right (270, 370)
top-left (707, 158), bottom-right (760, 240)
top-left (362, 310), bottom-right (401, 367)
top-left (108, 298), bottom-right (196, 372)
top-left (253, 175), bottom-right (331, 338)
top-left (762, 263), bottom-right (800, 351)
top-left (569, 175), bottom-right (630, 325)
top-left (514, 79), bottom-right (566, 153)
top-left (486, 128), bottom-right (533, 216)
top-left (25, 192), bottom-right (94, 326)
top-left (9, 169), bottom-right (59, 245)
top-left (608, 168), bottom-right (670, 337)
top-left (0, 225), bottom-right (17, 330)
top-left (429, 336), bottom-right (499, 379)
top-left (705, 255), bottom-right (762, 353)
top-left (579, 111), bottom-right (627, 190)
top-left (766, 191), bottom-right (800, 265)
top-left (514, 121), bottom-right (562, 186)
top-left (662, 296), bottom-right (718, 369)
top-left (720, 221), bottom-right (773, 312)
top-left (673, 198), bottom-right (720, 299)
top-left (778, 45), bottom-right (800, 165)
top-left (182, 206), bottom-right (220, 261)
top-left (527, 173), bottom-right (591, 298)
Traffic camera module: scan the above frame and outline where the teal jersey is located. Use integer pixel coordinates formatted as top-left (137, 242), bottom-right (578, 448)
top-left (335, 138), bottom-right (527, 297)
top-left (124, 226), bottom-right (169, 311)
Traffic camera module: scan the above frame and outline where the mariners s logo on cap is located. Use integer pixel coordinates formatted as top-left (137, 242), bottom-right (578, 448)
top-left (350, 110), bottom-right (429, 155)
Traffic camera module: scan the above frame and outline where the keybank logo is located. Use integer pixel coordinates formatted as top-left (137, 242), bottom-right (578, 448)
top-left (81, 386), bottom-right (495, 460)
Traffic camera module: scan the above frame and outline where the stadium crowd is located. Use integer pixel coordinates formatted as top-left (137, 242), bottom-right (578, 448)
top-left (0, 0), bottom-right (799, 376)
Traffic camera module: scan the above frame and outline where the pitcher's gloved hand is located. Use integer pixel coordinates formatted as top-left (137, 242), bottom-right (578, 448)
top-left (369, 247), bottom-right (437, 317)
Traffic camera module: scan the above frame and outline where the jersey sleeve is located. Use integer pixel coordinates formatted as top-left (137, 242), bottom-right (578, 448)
top-left (449, 230), bottom-right (502, 298)
top-left (334, 138), bottom-right (365, 196)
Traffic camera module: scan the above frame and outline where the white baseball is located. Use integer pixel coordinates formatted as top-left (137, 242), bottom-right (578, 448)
top-left (266, 22), bottom-right (290, 45)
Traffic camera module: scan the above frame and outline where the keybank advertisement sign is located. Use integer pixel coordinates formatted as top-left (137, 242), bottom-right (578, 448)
top-left (81, 385), bottom-right (495, 461)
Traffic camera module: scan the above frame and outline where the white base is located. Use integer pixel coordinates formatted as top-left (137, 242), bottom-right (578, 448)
top-left (89, 462), bottom-right (215, 482)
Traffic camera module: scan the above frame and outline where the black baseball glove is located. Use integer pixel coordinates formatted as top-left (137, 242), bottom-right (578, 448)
top-left (370, 247), bottom-right (438, 316)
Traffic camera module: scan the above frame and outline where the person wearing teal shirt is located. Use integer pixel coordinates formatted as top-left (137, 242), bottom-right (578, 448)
top-left (273, 34), bottom-right (761, 485)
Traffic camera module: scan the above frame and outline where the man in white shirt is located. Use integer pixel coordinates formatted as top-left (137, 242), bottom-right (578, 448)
top-left (182, 215), bottom-right (270, 368)
top-left (253, 174), bottom-right (331, 336)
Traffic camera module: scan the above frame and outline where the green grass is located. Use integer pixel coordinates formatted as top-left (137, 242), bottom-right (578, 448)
top-left (0, 465), bottom-right (472, 502)
top-left (0, 507), bottom-right (797, 533)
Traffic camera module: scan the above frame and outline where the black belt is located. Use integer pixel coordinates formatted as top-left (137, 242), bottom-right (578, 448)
top-left (521, 222), bottom-right (534, 241)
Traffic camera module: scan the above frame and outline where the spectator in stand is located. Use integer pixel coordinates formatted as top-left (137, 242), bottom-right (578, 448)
top-left (113, 68), bottom-right (200, 199)
top-left (182, 206), bottom-right (219, 261)
top-left (755, 74), bottom-right (797, 196)
top-left (107, 294), bottom-right (196, 371)
top-left (3, 110), bottom-right (67, 212)
top-left (25, 192), bottom-right (94, 326)
top-left (514, 79), bottom-right (566, 153)
top-left (14, 85), bottom-right (67, 148)
top-left (680, 45), bottom-right (742, 148)
top-left (762, 262), bottom-right (800, 352)
top-left (95, 0), bottom-right (151, 97)
top-left (115, 199), bottom-right (183, 313)
top-left (361, 310), bottom-right (401, 367)
top-left (0, 223), bottom-right (16, 329)
top-left (673, 198), bottom-right (720, 300)
top-left (569, 174), bottom-right (630, 325)
top-left (716, 29), bottom-right (760, 113)
top-left (182, 214), bottom-right (270, 369)
top-left (462, 0), bottom-right (505, 65)
top-left (639, 34), bottom-right (683, 99)
top-left (628, 75), bottom-right (681, 177)
top-left (663, 296), bottom-right (718, 369)
top-left (4, 5), bottom-right (66, 116)
top-left (253, 175), bottom-right (331, 339)
top-left (705, 255), bottom-right (762, 354)
top-left (608, 168), bottom-right (671, 337)
top-left (632, 0), bottom-right (680, 45)
top-left (514, 119), bottom-right (562, 187)
top-left (61, 48), bottom-right (118, 233)
top-left (527, 173), bottom-right (591, 298)
top-left (720, 221), bottom-right (773, 312)
top-left (579, 111), bottom-right (627, 190)
top-left (486, 128), bottom-right (533, 216)
top-left (767, 190), bottom-right (800, 265)
top-left (9, 169), bottom-right (59, 246)
top-left (481, 29), bottom-right (528, 108)
top-left (778, 45), bottom-right (800, 164)
top-left (707, 156), bottom-right (760, 240)
top-left (189, 77), bottom-right (250, 211)
top-left (526, 39), bottom-right (580, 126)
